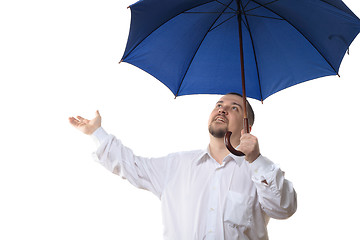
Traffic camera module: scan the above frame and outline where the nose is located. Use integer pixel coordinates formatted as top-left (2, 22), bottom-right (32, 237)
top-left (218, 106), bottom-right (228, 115)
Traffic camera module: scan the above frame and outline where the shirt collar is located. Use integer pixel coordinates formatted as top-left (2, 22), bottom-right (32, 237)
top-left (195, 147), bottom-right (210, 164)
top-left (196, 145), bottom-right (245, 166)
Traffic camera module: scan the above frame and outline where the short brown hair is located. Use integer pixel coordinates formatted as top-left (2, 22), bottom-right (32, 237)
top-left (226, 92), bottom-right (255, 126)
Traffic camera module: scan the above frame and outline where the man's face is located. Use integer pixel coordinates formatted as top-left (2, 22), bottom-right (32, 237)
top-left (208, 94), bottom-right (245, 138)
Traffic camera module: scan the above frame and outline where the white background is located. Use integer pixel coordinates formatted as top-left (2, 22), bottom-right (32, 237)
top-left (1, 0), bottom-right (360, 239)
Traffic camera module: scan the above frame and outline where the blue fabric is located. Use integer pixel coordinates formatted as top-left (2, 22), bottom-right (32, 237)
top-left (122, 0), bottom-right (360, 101)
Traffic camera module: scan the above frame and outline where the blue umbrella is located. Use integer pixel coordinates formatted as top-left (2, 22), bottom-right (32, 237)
top-left (120, 0), bottom-right (360, 155)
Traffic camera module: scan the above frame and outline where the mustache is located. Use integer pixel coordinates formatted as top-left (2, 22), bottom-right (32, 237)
top-left (213, 114), bottom-right (228, 122)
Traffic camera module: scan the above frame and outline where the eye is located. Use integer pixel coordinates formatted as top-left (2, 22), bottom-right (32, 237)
top-left (232, 106), bottom-right (238, 111)
top-left (216, 104), bottom-right (222, 108)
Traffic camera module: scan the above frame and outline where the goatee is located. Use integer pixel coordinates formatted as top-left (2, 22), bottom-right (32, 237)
top-left (208, 124), bottom-right (227, 138)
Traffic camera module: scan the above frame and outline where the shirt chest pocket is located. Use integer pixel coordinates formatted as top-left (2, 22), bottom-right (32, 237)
top-left (223, 191), bottom-right (253, 227)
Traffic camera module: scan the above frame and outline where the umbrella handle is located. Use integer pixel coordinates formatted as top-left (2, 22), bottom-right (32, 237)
top-left (225, 131), bottom-right (245, 156)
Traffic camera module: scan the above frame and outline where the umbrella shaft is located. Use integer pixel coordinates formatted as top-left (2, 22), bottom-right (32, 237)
top-left (236, 0), bottom-right (250, 133)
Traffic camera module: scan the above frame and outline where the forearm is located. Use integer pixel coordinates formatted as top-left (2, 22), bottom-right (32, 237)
top-left (91, 127), bottom-right (170, 197)
top-left (249, 156), bottom-right (297, 219)
top-left (91, 127), bottom-right (121, 174)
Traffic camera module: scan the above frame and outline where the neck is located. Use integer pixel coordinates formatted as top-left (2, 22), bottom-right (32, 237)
top-left (209, 134), bottom-right (240, 165)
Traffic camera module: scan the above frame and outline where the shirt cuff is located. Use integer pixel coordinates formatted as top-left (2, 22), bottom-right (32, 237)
top-left (249, 155), bottom-right (275, 181)
top-left (91, 127), bottom-right (109, 145)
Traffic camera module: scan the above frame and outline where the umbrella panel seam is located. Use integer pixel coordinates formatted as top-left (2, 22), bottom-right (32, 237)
top-left (319, 0), bottom-right (360, 20)
top-left (123, 0), bottom-right (217, 61)
top-left (249, 0), bottom-right (339, 75)
top-left (176, 0), bottom-right (236, 97)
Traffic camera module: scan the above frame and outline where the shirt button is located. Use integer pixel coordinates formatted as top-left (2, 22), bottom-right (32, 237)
top-left (210, 207), bottom-right (215, 211)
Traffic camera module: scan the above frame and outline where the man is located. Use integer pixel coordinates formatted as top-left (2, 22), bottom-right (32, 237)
top-left (69, 93), bottom-right (297, 240)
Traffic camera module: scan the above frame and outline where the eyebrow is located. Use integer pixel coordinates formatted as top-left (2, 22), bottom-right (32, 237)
top-left (216, 101), bottom-right (243, 109)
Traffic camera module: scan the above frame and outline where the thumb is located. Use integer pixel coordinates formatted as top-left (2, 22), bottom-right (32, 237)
top-left (96, 110), bottom-right (101, 117)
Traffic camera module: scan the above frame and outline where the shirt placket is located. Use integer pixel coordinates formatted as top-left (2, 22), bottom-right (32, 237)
top-left (204, 163), bottom-right (223, 240)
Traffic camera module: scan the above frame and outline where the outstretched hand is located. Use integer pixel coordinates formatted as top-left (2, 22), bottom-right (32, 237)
top-left (69, 110), bottom-right (102, 135)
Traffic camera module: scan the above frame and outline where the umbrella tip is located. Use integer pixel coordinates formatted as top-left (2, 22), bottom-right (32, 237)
top-left (261, 99), bottom-right (263, 104)
top-left (337, 73), bottom-right (340, 78)
top-left (127, 6), bottom-right (130, 9)
top-left (119, 59), bottom-right (123, 64)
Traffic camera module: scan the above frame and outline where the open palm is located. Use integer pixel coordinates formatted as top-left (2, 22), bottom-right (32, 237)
top-left (69, 110), bottom-right (101, 135)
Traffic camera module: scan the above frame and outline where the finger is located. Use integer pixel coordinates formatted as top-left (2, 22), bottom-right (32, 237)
top-left (240, 129), bottom-right (249, 140)
top-left (69, 117), bottom-right (80, 127)
top-left (96, 110), bottom-right (100, 117)
top-left (69, 117), bottom-right (79, 124)
top-left (77, 116), bottom-right (85, 121)
top-left (77, 116), bottom-right (90, 124)
top-left (241, 129), bottom-right (253, 139)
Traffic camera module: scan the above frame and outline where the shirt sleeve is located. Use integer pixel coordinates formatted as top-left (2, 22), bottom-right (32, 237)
top-left (91, 127), bottom-right (176, 199)
top-left (248, 155), bottom-right (297, 219)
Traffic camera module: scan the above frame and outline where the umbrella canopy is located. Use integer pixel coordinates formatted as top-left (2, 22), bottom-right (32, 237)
top-left (121, 0), bottom-right (360, 155)
top-left (121, 0), bottom-right (360, 101)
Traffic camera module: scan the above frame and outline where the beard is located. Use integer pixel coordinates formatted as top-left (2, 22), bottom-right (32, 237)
top-left (208, 123), bottom-right (228, 138)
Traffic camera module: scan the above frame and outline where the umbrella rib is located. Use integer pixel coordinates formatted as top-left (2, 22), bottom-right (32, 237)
top-left (244, 0), bottom-right (281, 13)
top-left (216, 0), bottom-right (237, 12)
top-left (208, 11), bottom-right (283, 32)
top-left (249, 0), bottom-right (339, 75)
top-left (209, 14), bottom-right (237, 32)
top-left (245, 13), bottom-right (283, 20)
top-left (175, 0), bottom-right (236, 97)
top-left (240, 0), bottom-right (264, 101)
top-left (240, 14), bottom-right (251, 33)
top-left (243, 0), bottom-right (252, 10)
top-left (318, 0), bottom-right (339, 10)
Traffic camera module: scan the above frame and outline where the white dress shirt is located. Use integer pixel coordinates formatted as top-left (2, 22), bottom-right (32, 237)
top-left (92, 127), bottom-right (297, 240)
